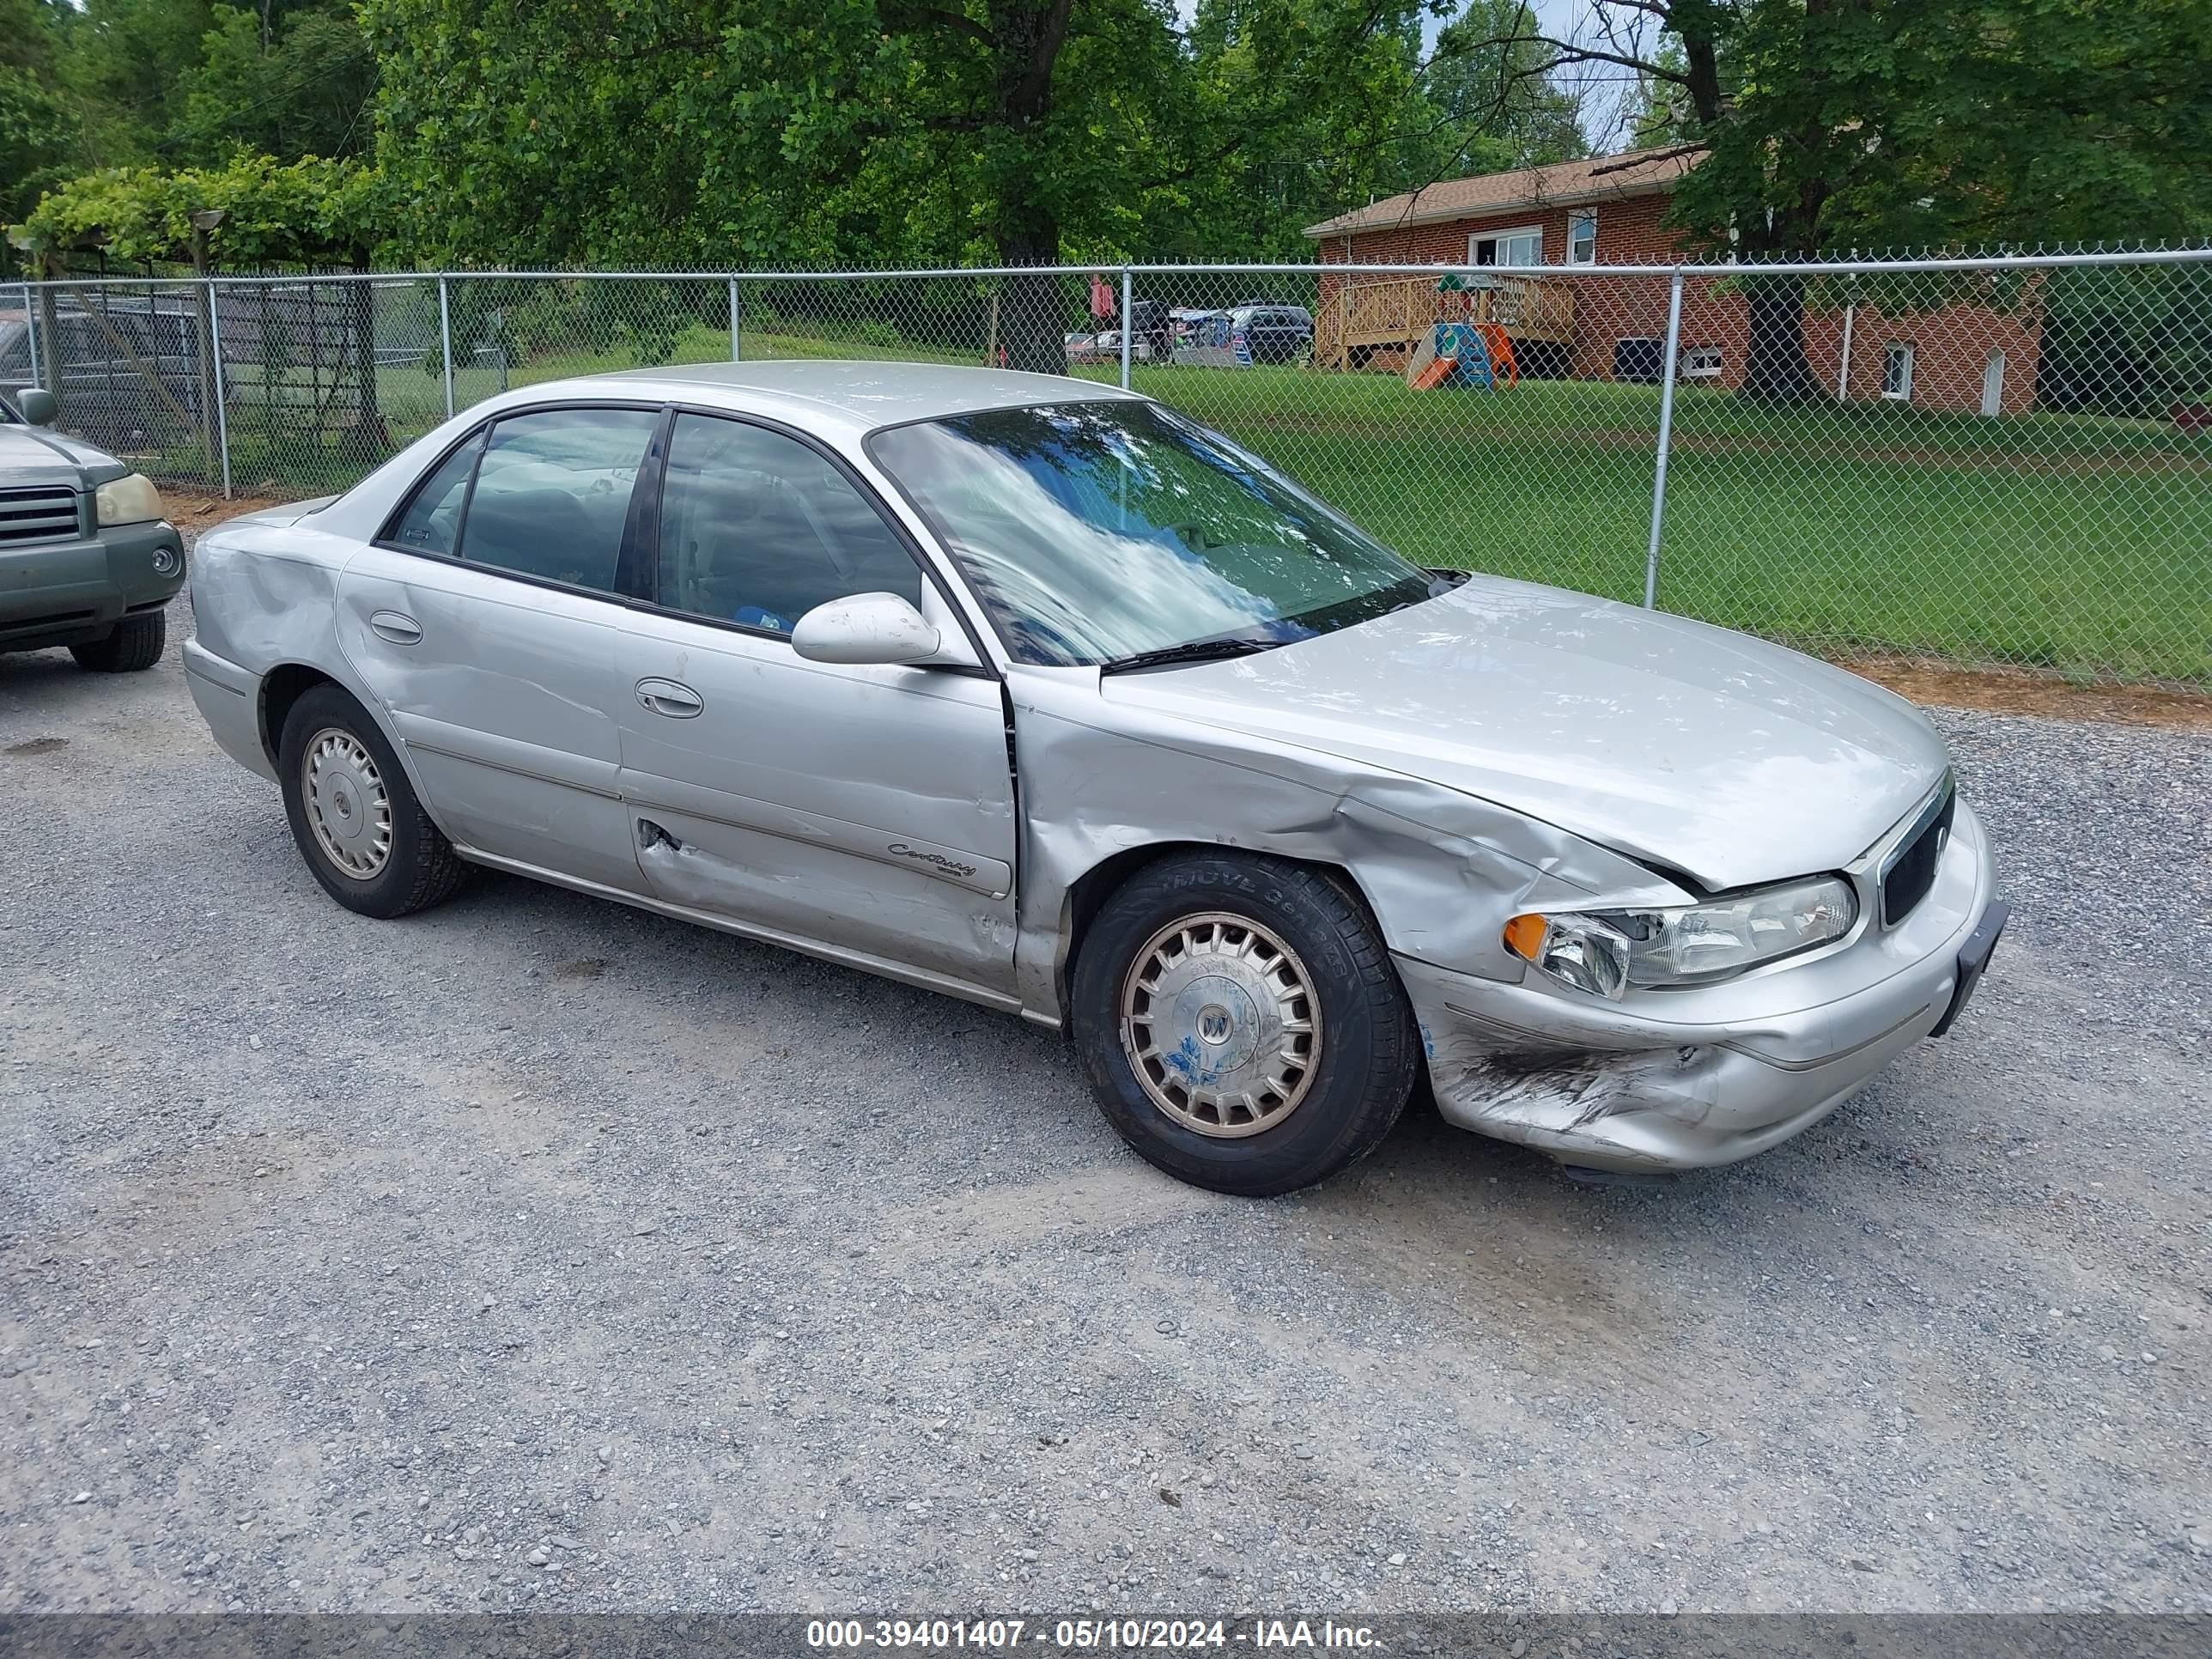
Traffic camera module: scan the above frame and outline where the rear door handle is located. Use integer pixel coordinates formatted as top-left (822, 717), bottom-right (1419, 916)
top-left (368, 610), bottom-right (422, 645)
top-left (635, 678), bottom-right (703, 719)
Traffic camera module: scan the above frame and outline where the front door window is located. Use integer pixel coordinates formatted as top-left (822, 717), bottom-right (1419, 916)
top-left (655, 414), bottom-right (923, 636)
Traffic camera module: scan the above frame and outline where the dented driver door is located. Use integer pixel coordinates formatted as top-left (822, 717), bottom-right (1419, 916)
top-left (613, 617), bottom-right (1019, 1000)
top-left (610, 411), bottom-right (1019, 1003)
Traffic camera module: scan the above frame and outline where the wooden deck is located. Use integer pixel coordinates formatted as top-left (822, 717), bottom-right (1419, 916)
top-left (1318, 274), bottom-right (1575, 372)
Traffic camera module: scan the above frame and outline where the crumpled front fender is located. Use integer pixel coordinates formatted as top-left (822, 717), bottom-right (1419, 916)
top-left (1005, 665), bottom-right (1691, 1024)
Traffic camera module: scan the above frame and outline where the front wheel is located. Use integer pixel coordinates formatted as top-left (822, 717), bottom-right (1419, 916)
top-left (70, 610), bottom-right (166, 672)
top-left (1070, 853), bottom-right (1420, 1196)
top-left (277, 683), bottom-right (468, 918)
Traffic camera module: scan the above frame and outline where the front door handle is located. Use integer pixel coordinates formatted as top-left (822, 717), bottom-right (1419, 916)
top-left (368, 610), bottom-right (422, 645)
top-left (635, 678), bottom-right (703, 719)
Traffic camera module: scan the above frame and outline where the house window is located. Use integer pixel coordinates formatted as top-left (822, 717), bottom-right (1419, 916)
top-left (1568, 211), bottom-right (1597, 264)
top-left (1470, 225), bottom-right (1544, 267)
top-left (1882, 343), bottom-right (1915, 401)
top-left (1680, 345), bottom-right (1723, 380)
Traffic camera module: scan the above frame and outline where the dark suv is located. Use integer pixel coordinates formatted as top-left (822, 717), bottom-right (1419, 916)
top-left (1, 386), bottom-right (186, 672)
top-left (1229, 305), bottom-right (1314, 365)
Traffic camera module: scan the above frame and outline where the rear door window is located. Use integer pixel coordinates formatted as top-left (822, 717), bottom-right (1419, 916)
top-left (386, 431), bottom-right (486, 556)
top-left (458, 408), bottom-right (659, 595)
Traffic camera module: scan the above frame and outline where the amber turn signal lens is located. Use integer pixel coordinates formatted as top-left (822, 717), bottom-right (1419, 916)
top-left (1502, 913), bottom-right (1547, 961)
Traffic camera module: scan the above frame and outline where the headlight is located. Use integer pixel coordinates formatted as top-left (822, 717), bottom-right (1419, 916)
top-left (95, 473), bottom-right (166, 527)
top-left (1504, 876), bottom-right (1858, 999)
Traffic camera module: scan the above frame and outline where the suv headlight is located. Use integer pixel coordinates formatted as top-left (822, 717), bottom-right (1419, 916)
top-left (95, 473), bottom-right (166, 527)
top-left (1504, 877), bottom-right (1858, 1000)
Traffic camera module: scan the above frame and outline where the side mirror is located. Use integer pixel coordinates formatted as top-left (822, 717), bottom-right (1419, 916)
top-left (791, 592), bottom-right (943, 667)
top-left (15, 386), bottom-right (57, 427)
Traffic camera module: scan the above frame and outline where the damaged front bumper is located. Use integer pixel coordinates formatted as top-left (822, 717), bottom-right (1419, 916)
top-left (1401, 800), bottom-right (2000, 1174)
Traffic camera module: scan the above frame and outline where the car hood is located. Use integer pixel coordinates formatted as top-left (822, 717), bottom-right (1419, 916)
top-left (1100, 574), bottom-right (1950, 891)
top-left (0, 422), bottom-right (125, 484)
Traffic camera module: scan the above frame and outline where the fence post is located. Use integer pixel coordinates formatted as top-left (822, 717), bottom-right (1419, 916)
top-left (1643, 267), bottom-right (1686, 611)
top-left (206, 278), bottom-right (232, 500)
top-left (17, 283), bottom-right (39, 387)
top-left (729, 275), bottom-right (742, 362)
top-left (438, 275), bottom-right (455, 418)
top-left (1119, 269), bottom-right (1133, 390)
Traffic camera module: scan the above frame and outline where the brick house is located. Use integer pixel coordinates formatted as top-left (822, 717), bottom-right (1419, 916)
top-left (1303, 149), bottom-right (2044, 415)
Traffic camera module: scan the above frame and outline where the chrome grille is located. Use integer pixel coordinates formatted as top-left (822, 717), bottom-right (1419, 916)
top-left (0, 488), bottom-right (81, 547)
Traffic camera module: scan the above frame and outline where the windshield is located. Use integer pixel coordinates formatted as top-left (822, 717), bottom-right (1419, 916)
top-left (868, 400), bottom-right (1437, 667)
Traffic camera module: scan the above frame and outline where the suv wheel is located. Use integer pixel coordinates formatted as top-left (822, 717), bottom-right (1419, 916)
top-left (1071, 852), bottom-right (1420, 1196)
top-left (70, 610), bottom-right (166, 672)
top-left (277, 684), bottom-right (468, 918)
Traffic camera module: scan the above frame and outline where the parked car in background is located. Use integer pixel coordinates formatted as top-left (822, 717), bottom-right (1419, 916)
top-left (1231, 304), bottom-right (1314, 364)
top-left (1065, 330), bottom-right (1122, 365)
top-left (0, 297), bottom-right (216, 453)
top-left (1170, 307), bottom-right (1314, 368)
top-left (0, 386), bottom-right (186, 672)
top-left (182, 362), bottom-right (2003, 1197)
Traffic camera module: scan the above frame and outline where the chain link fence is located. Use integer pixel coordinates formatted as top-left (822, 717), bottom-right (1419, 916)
top-left (6, 252), bottom-right (2209, 685)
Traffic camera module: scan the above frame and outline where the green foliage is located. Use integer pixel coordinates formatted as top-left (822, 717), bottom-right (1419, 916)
top-left (1152, 0), bottom-right (1583, 260)
top-left (1650, 0), bottom-right (2212, 259)
top-left (12, 153), bottom-right (388, 265)
top-left (1, 0), bottom-right (80, 274)
top-left (9, 0), bottom-right (374, 202)
top-left (44, 0), bottom-right (219, 166)
top-left (357, 0), bottom-right (1590, 276)
top-left (177, 4), bottom-right (379, 164)
top-left (2036, 263), bottom-right (2212, 418)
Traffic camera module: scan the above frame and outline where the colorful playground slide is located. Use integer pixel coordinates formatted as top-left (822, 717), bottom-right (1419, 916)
top-left (1406, 321), bottom-right (1519, 391)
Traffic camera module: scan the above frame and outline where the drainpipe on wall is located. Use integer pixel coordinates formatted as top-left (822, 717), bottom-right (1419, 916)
top-left (1838, 301), bottom-right (1856, 399)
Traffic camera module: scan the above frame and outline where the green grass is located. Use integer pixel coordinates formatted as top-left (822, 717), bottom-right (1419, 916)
top-left (149, 329), bottom-right (2211, 684)
top-left (1133, 368), bottom-right (2212, 684)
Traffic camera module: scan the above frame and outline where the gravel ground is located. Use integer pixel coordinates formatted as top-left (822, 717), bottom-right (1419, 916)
top-left (3, 586), bottom-right (2208, 1617)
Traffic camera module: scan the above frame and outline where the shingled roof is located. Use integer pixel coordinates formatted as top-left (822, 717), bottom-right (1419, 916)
top-left (1302, 148), bottom-right (1699, 240)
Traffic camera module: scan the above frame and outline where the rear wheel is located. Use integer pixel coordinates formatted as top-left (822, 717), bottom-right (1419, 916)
top-left (1071, 852), bottom-right (1420, 1196)
top-left (277, 683), bottom-right (467, 918)
top-left (70, 610), bottom-right (165, 672)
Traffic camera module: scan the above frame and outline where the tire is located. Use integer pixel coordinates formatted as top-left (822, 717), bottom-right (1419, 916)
top-left (277, 683), bottom-right (468, 919)
top-left (70, 609), bottom-right (166, 672)
top-left (1070, 852), bottom-right (1421, 1196)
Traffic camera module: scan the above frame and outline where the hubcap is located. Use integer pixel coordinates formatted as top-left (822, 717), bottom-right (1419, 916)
top-left (1119, 912), bottom-right (1322, 1139)
top-left (302, 727), bottom-right (392, 880)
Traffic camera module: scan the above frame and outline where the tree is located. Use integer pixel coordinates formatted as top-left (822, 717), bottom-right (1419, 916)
top-left (175, 4), bottom-right (380, 164)
top-left (362, 0), bottom-right (1193, 370)
top-left (25, 0), bottom-right (376, 185)
top-left (1, 0), bottom-right (80, 276)
top-left (1437, 0), bottom-right (2212, 400)
top-left (1155, 0), bottom-right (1585, 261)
top-left (361, 0), bottom-right (1583, 356)
top-left (1421, 0), bottom-right (1586, 173)
top-left (44, 0), bottom-right (219, 167)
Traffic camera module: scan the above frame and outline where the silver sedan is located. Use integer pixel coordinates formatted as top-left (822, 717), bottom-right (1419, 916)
top-left (184, 362), bottom-right (2005, 1194)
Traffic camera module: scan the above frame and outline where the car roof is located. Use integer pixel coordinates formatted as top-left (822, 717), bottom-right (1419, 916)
top-left (574, 359), bottom-right (1141, 437)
